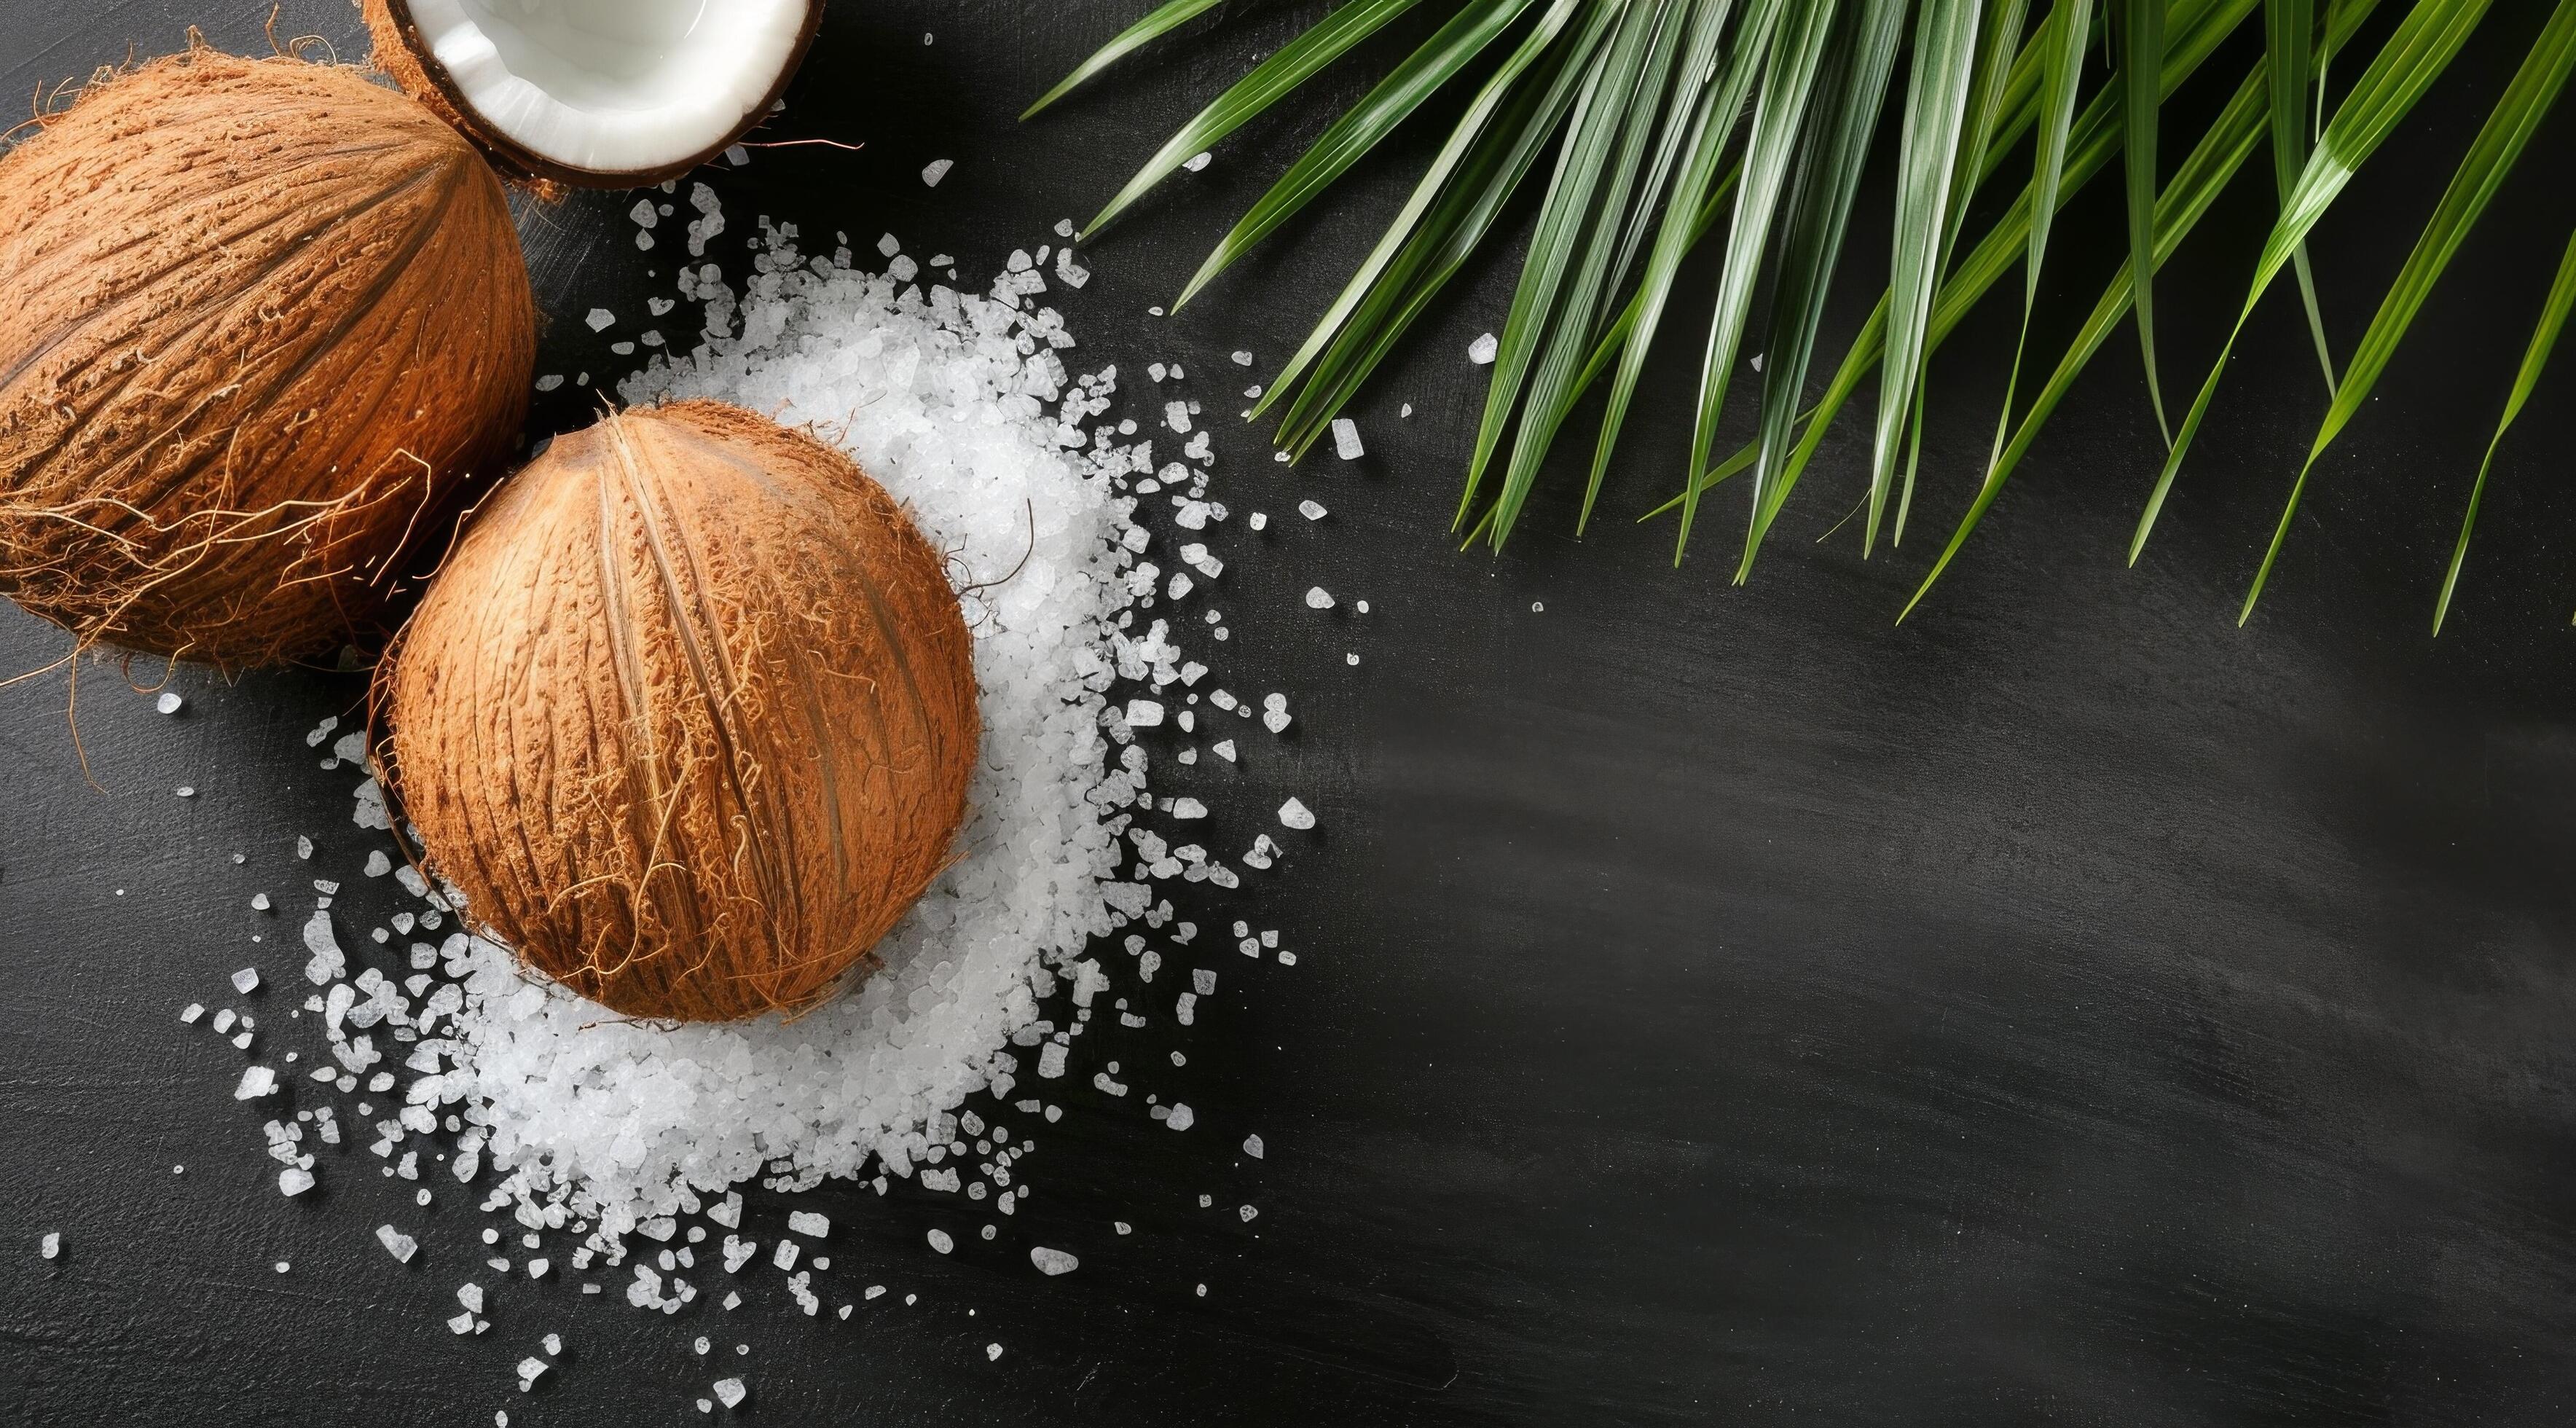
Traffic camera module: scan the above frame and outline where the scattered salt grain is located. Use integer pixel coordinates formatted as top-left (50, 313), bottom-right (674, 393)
top-left (1213, 740), bottom-right (1237, 763)
top-left (156, 691), bottom-right (184, 715)
top-left (1166, 1103), bottom-right (1195, 1131)
top-left (278, 1167), bottom-right (314, 1196)
top-left (712, 1378), bottom-right (747, 1409)
top-left (788, 1210), bottom-right (830, 1239)
top-left (376, 1225), bottom-right (418, 1264)
top-left (1182, 151), bottom-right (1212, 171)
top-left (1468, 332), bottom-right (1499, 364)
top-left (231, 967), bottom-right (259, 994)
top-left (517, 1357), bottom-right (549, 1391)
top-left (1247, 512), bottom-right (1268, 531)
top-left (584, 309), bottom-right (614, 332)
top-left (921, 158), bottom-right (954, 187)
top-left (1330, 418), bottom-right (1364, 460)
top-left (234, 1066), bottom-right (278, 1100)
top-left (39, 1233), bottom-right (58, 1260)
top-left (1277, 799), bottom-right (1316, 831)
top-left (179, 1003), bottom-right (203, 1024)
top-left (927, 1229), bottom-right (954, 1255)
top-left (1298, 500), bottom-right (1327, 521)
top-left (1030, 1246), bottom-right (1078, 1276)
top-left (1304, 587), bottom-right (1335, 610)
top-left (1243, 1134), bottom-right (1264, 1158)
top-left (176, 786), bottom-right (195, 799)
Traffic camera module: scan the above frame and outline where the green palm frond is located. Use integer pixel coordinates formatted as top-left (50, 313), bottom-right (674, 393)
top-left (1032, 0), bottom-right (2571, 628)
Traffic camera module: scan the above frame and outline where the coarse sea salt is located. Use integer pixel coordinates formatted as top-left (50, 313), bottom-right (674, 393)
top-left (395, 226), bottom-right (1164, 1251)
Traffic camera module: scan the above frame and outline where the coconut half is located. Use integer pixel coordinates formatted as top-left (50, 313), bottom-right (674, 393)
top-left (365, 0), bottom-right (822, 188)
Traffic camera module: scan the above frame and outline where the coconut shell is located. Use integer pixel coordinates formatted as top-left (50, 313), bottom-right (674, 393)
top-left (361, 0), bottom-right (825, 191)
top-left (382, 401), bottom-right (980, 1023)
top-left (0, 47), bottom-right (535, 667)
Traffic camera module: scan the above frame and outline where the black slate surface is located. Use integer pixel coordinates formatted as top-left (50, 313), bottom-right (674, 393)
top-left (9, 2), bottom-right (2576, 1424)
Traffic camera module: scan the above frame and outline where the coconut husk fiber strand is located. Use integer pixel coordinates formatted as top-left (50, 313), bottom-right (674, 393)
top-left (384, 401), bottom-right (980, 1023)
top-left (0, 47), bottom-right (534, 667)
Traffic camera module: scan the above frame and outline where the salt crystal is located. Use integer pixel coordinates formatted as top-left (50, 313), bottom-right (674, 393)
top-left (535, 374), bottom-right (564, 392)
top-left (986, 1343), bottom-right (1005, 1361)
top-left (156, 692), bottom-right (184, 715)
top-left (1182, 151), bottom-right (1212, 171)
top-left (1170, 798), bottom-right (1208, 820)
top-left (927, 1229), bottom-right (954, 1255)
top-left (543, 1333), bottom-right (562, 1356)
top-left (528, 1259), bottom-right (550, 1279)
top-left (278, 1167), bottom-right (313, 1196)
top-left (772, 1240), bottom-right (800, 1271)
top-left (39, 1232), bottom-right (59, 1260)
top-left (585, 309), bottom-right (614, 332)
top-left (1304, 586), bottom-right (1335, 610)
top-left (377, 1225), bottom-right (418, 1263)
top-left (1277, 799), bottom-right (1317, 831)
top-left (231, 967), bottom-right (259, 994)
top-left (1125, 699), bottom-right (1165, 727)
top-left (1239, 1204), bottom-right (1258, 1222)
top-left (1330, 418), bottom-right (1364, 460)
top-left (712, 1379), bottom-right (748, 1410)
top-left (1402, 403), bottom-right (1414, 417)
top-left (234, 1066), bottom-right (277, 1099)
top-left (1029, 1246), bottom-right (1078, 1276)
top-left (921, 159), bottom-right (954, 187)
top-left (1298, 500), bottom-right (1327, 521)
top-left (517, 1357), bottom-right (549, 1389)
top-left (179, 1003), bottom-right (203, 1024)
top-left (788, 1210), bottom-right (830, 1239)
top-left (1247, 512), bottom-right (1268, 531)
top-left (1165, 1103), bottom-right (1194, 1131)
top-left (251, 893), bottom-right (270, 911)
top-left (364, 850), bottom-right (391, 878)
top-left (1468, 332), bottom-right (1498, 364)
top-left (176, 786), bottom-right (195, 799)
top-left (1243, 1134), bottom-right (1264, 1158)
top-left (1212, 740), bottom-right (1236, 763)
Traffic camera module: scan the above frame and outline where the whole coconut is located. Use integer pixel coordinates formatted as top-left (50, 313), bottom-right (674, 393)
top-left (0, 47), bottom-right (535, 666)
top-left (382, 401), bottom-right (980, 1022)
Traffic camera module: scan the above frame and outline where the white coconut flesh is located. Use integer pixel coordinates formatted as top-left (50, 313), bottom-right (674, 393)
top-left (404, 0), bottom-right (812, 177)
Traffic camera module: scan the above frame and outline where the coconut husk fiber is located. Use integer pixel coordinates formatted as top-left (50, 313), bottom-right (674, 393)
top-left (382, 401), bottom-right (981, 1023)
top-left (0, 45), bottom-right (535, 667)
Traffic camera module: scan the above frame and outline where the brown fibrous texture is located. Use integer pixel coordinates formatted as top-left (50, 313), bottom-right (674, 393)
top-left (0, 47), bottom-right (536, 667)
top-left (382, 401), bottom-right (981, 1023)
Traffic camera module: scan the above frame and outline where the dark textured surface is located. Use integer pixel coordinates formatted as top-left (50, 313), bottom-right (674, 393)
top-left (9, 2), bottom-right (2576, 1424)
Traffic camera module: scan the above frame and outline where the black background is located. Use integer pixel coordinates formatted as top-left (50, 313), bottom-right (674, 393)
top-left (9, 1), bottom-right (2576, 1424)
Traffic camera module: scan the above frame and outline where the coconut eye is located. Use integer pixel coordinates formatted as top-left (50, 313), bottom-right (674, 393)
top-left (366, 0), bottom-right (824, 187)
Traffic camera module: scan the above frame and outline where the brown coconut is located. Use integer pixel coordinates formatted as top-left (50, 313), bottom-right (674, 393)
top-left (381, 401), bottom-right (980, 1022)
top-left (0, 47), bottom-right (535, 667)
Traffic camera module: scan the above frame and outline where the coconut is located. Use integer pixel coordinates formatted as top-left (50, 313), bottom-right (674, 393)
top-left (363, 0), bottom-right (825, 189)
top-left (0, 47), bottom-right (535, 667)
top-left (382, 400), bottom-right (979, 1022)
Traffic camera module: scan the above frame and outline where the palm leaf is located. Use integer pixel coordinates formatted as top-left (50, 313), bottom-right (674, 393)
top-left (1676, 0), bottom-right (1841, 560)
top-left (2119, 0), bottom-right (2176, 446)
top-left (1870, 0), bottom-right (1990, 553)
top-left (2267, 0), bottom-right (2339, 391)
top-left (2242, 0), bottom-right (2576, 622)
top-left (1646, 0), bottom-right (2260, 531)
top-left (1082, 0), bottom-right (1429, 238)
top-left (1024, 0), bottom-right (1235, 119)
top-left (1905, 64), bottom-right (2271, 615)
top-left (2131, 0), bottom-right (2497, 562)
top-left (1482, 0), bottom-right (1711, 544)
top-left (1254, 0), bottom-right (1604, 423)
top-left (1580, 0), bottom-right (1775, 531)
top-left (1267, 31), bottom-right (1598, 455)
top-left (1458, 0), bottom-right (1670, 533)
top-left (2438, 230), bottom-right (2576, 632)
top-left (1171, 0), bottom-right (1544, 311)
top-left (1737, 0), bottom-right (1912, 581)
top-left (1896, 0), bottom-right (2390, 608)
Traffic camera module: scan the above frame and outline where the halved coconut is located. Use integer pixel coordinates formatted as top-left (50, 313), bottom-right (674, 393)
top-left (364, 0), bottom-right (822, 189)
